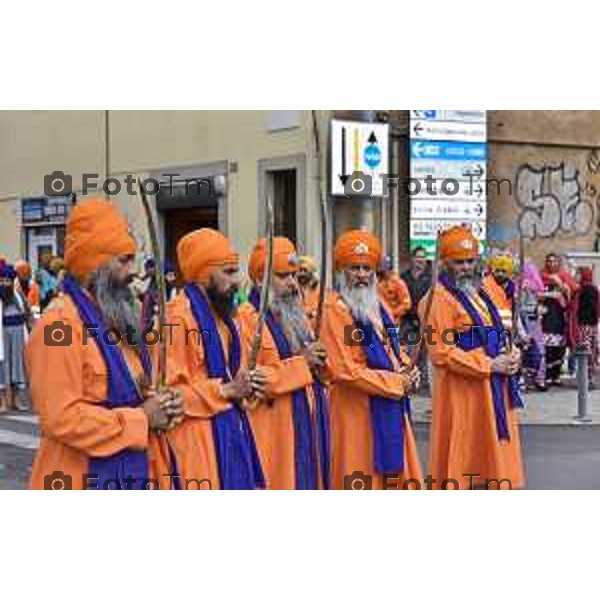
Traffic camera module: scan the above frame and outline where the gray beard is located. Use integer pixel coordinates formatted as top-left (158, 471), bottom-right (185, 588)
top-left (455, 275), bottom-right (481, 296)
top-left (270, 292), bottom-right (313, 353)
top-left (88, 264), bottom-right (140, 344)
top-left (336, 271), bottom-right (378, 323)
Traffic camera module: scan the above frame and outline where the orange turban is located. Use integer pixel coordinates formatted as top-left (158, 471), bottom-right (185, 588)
top-left (177, 228), bottom-right (239, 285)
top-left (334, 230), bottom-right (382, 271)
top-left (64, 198), bottom-right (136, 279)
top-left (439, 226), bottom-right (480, 262)
top-left (248, 237), bottom-right (298, 283)
top-left (15, 260), bottom-right (31, 279)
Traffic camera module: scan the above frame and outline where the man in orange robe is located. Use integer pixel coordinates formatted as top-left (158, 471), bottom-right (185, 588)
top-left (320, 230), bottom-right (422, 490)
top-left (238, 237), bottom-right (330, 489)
top-left (158, 229), bottom-right (267, 490)
top-left (26, 199), bottom-right (182, 490)
top-left (423, 226), bottom-right (524, 490)
top-left (377, 256), bottom-right (412, 324)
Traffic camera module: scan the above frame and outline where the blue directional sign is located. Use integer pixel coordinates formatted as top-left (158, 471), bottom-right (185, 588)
top-left (411, 140), bottom-right (487, 161)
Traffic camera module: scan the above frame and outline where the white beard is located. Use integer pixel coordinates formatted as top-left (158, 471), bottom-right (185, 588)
top-left (336, 271), bottom-right (378, 323)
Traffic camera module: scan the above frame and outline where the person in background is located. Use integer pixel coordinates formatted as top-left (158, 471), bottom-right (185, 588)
top-left (518, 260), bottom-right (547, 392)
top-left (400, 246), bottom-right (432, 383)
top-left (164, 261), bottom-right (178, 302)
top-left (139, 257), bottom-right (158, 331)
top-left (377, 254), bottom-right (411, 324)
top-left (15, 260), bottom-right (41, 321)
top-left (541, 253), bottom-right (576, 386)
top-left (0, 264), bottom-right (29, 412)
top-left (567, 267), bottom-right (600, 389)
top-left (297, 255), bottom-right (320, 319)
top-left (36, 251), bottom-right (58, 312)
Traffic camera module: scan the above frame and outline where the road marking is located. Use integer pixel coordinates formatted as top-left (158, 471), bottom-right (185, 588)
top-left (0, 429), bottom-right (38, 450)
top-left (3, 414), bottom-right (38, 425)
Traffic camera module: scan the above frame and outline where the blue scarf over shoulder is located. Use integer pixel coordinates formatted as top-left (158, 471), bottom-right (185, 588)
top-left (353, 303), bottom-right (411, 475)
top-left (63, 276), bottom-right (152, 490)
top-left (184, 284), bottom-right (265, 490)
top-left (249, 288), bottom-right (331, 489)
top-left (439, 272), bottom-right (524, 441)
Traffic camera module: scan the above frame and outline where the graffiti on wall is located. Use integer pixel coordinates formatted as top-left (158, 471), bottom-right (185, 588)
top-left (515, 162), bottom-right (595, 240)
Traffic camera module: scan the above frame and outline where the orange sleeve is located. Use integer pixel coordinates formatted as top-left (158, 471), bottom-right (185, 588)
top-left (421, 288), bottom-right (493, 379)
top-left (320, 301), bottom-right (408, 399)
top-left (26, 317), bottom-right (148, 456)
top-left (238, 304), bottom-right (314, 398)
top-left (163, 305), bottom-right (231, 418)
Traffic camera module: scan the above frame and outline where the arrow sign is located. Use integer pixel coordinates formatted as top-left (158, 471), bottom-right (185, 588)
top-left (413, 122), bottom-right (425, 136)
top-left (339, 127), bottom-right (348, 186)
top-left (368, 131), bottom-right (378, 144)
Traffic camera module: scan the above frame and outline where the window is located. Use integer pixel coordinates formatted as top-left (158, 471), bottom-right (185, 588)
top-left (267, 169), bottom-right (297, 244)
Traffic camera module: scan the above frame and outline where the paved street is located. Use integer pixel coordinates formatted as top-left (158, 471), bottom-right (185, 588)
top-left (2, 408), bottom-right (600, 490)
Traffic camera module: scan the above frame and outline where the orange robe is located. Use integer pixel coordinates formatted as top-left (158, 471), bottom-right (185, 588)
top-left (26, 294), bottom-right (164, 490)
top-left (155, 292), bottom-right (248, 490)
top-left (422, 284), bottom-right (525, 490)
top-left (238, 303), bottom-right (327, 489)
top-left (483, 274), bottom-right (514, 332)
top-left (320, 293), bottom-right (422, 490)
top-left (378, 273), bottom-right (412, 323)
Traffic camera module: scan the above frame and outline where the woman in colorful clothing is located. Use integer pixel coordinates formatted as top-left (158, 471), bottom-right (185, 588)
top-left (540, 253), bottom-right (577, 386)
top-left (567, 267), bottom-right (600, 388)
top-left (518, 259), bottom-right (547, 391)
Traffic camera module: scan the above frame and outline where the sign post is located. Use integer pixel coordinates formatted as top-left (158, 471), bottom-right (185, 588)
top-left (409, 110), bottom-right (488, 257)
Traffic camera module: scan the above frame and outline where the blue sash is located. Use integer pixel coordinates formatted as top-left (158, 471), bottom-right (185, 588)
top-left (353, 303), bottom-right (411, 475)
top-left (439, 272), bottom-right (524, 441)
top-left (249, 289), bottom-right (331, 489)
top-left (63, 276), bottom-right (151, 490)
top-left (184, 284), bottom-right (265, 490)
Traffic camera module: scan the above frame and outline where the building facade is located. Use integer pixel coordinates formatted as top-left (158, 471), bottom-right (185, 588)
top-left (0, 110), bottom-right (598, 275)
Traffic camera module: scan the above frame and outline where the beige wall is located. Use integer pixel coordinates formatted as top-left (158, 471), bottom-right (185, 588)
top-left (488, 110), bottom-right (600, 265)
top-left (0, 110), bottom-right (326, 266)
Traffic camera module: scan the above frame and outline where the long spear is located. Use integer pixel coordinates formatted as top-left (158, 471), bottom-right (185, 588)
top-left (311, 109), bottom-right (329, 341)
top-left (136, 180), bottom-right (167, 389)
top-left (245, 195), bottom-right (275, 410)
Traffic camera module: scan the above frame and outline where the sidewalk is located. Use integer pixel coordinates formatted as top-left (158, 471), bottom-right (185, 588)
top-left (412, 376), bottom-right (600, 425)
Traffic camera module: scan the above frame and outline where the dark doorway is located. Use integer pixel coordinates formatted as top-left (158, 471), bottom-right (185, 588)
top-left (163, 206), bottom-right (218, 285)
top-left (270, 169), bottom-right (297, 244)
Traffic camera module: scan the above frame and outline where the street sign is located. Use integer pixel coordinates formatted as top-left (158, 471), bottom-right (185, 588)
top-left (411, 120), bottom-right (486, 143)
top-left (331, 120), bottom-right (390, 196)
top-left (410, 110), bottom-right (487, 123)
top-left (411, 200), bottom-right (487, 221)
top-left (409, 110), bottom-right (487, 257)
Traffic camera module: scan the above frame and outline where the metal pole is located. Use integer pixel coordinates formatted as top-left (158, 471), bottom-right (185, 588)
top-left (574, 343), bottom-right (592, 424)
